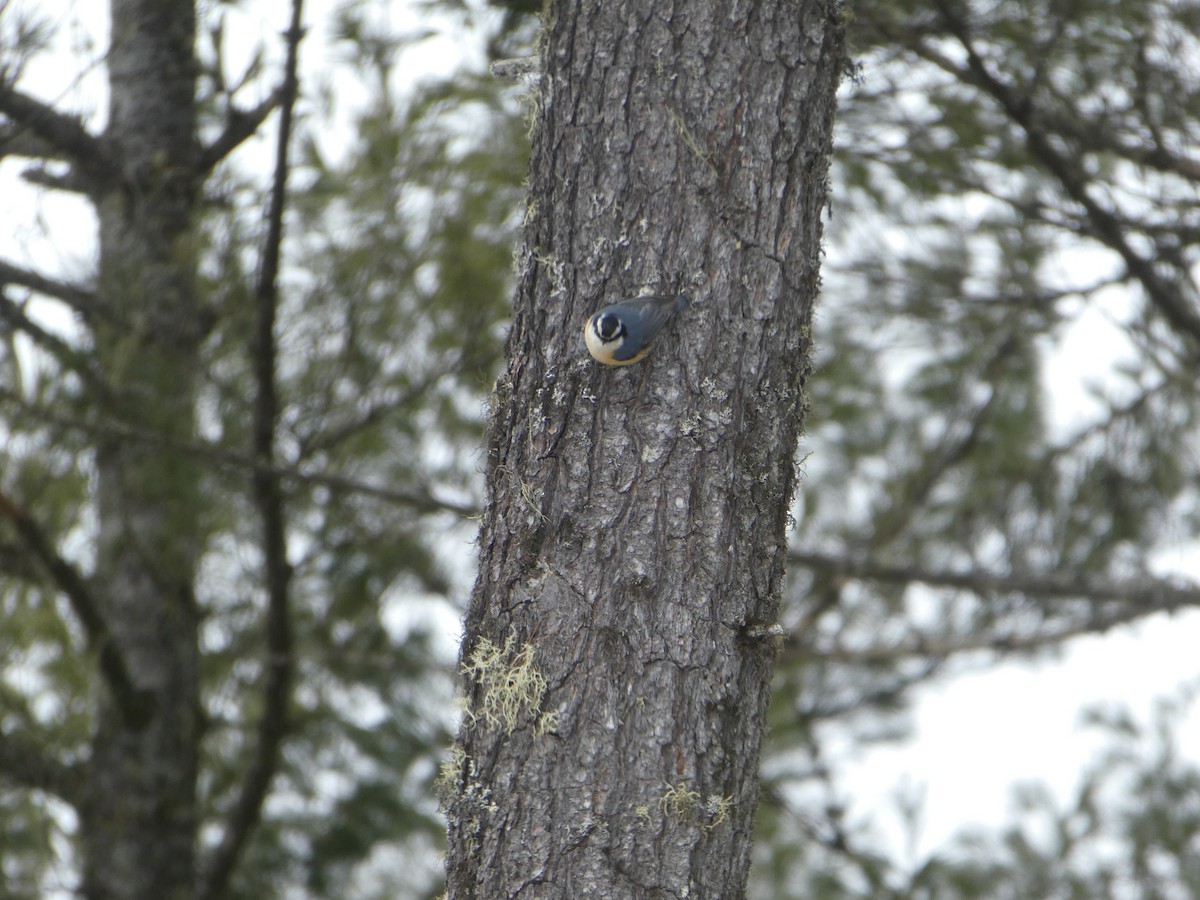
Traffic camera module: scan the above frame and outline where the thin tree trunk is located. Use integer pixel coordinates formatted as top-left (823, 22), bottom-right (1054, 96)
top-left (82, 1), bottom-right (203, 896)
top-left (445, 0), bottom-right (845, 895)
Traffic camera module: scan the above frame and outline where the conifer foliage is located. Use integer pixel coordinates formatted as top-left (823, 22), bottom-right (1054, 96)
top-left (2, 0), bottom-right (1200, 897)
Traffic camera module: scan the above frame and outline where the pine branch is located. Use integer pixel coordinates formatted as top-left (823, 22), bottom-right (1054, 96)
top-left (0, 290), bottom-right (79, 359)
top-left (0, 490), bottom-right (151, 728)
top-left (0, 730), bottom-right (85, 804)
top-left (19, 165), bottom-right (92, 193)
top-left (197, 89), bottom-right (282, 174)
top-left (294, 361), bottom-right (461, 459)
top-left (865, 336), bottom-right (1015, 549)
top-left (0, 386), bottom-right (477, 515)
top-left (925, 0), bottom-right (1200, 348)
top-left (0, 538), bottom-right (41, 581)
top-left (790, 549), bottom-right (1199, 607)
top-left (0, 86), bottom-right (119, 188)
top-left (0, 290), bottom-right (111, 399)
top-left (805, 605), bottom-right (1158, 665)
top-left (0, 121), bottom-right (61, 160)
top-left (788, 550), bottom-right (1199, 662)
top-left (0, 257), bottom-right (104, 317)
top-left (761, 748), bottom-right (906, 899)
top-left (198, 5), bottom-right (304, 897)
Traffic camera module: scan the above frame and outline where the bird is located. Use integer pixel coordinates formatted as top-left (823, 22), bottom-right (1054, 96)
top-left (583, 293), bottom-right (690, 365)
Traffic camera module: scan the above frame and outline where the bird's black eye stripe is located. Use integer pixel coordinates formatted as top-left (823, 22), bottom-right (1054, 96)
top-left (597, 314), bottom-right (624, 341)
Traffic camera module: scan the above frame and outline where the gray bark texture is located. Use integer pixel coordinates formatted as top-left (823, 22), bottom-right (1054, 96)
top-left (83, 1), bottom-right (203, 897)
top-left (445, 0), bottom-right (846, 896)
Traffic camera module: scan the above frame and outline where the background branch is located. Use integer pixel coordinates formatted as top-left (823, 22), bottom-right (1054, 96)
top-left (0, 86), bottom-right (118, 187)
top-left (801, 601), bottom-right (1169, 665)
top-left (198, 90), bottom-right (282, 173)
top-left (0, 538), bottom-right (41, 581)
top-left (0, 121), bottom-right (64, 161)
top-left (0, 257), bottom-right (103, 317)
top-left (789, 549), bottom-right (1200, 609)
top-left (789, 550), bottom-right (1197, 664)
top-left (0, 386), bottom-right (476, 515)
top-left (19, 165), bottom-right (92, 193)
top-left (0, 731), bottom-right (84, 805)
top-left (0, 290), bottom-right (110, 398)
top-left (198, 4), bottom-right (304, 897)
top-left (925, 0), bottom-right (1200, 348)
top-left (0, 490), bottom-right (150, 727)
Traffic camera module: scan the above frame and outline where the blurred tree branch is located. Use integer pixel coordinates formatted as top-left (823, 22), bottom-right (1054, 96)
top-left (0, 386), bottom-right (476, 515)
top-left (789, 549), bottom-right (1198, 663)
top-left (0, 258), bottom-right (103, 317)
top-left (921, 0), bottom-right (1200, 348)
top-left (0, 731), bottom-right (84, 804)
top-left (0, 86), bottom-right (118, 188)
top-left (0, 290), bottom-right (111, 402)
top-left (791, 549), bottom-right (1198, 607)
top-left (198, 89), bottom-right (282, 174)
top-left (198, 3), bottom-right (303, 896)
top-left (0, 538), bottom-right (40, 581)
top-left (0, 489), bottom-right (151, 727)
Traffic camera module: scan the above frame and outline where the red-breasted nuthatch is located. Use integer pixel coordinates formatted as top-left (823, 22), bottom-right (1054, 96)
top-left (583, 293), bottom-right (690, 365)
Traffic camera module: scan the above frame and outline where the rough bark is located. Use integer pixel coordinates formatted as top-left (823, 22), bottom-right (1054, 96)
top-left (81, 1), bottom-right (204, 897)
top-left (446, 0), bottom-right (845, 896)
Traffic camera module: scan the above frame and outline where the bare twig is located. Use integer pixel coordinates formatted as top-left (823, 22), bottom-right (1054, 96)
top-left (197, 89), bottom-right (283, 174)
top-left (198, 4), bottom-right (305, 897)
top-left (294, 361), bottom-right (461, 460)
top-left (805, 604), bottom-right (1164, 665)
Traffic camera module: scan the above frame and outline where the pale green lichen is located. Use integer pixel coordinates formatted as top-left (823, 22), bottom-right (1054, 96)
top-left (433, 743), bottom-right (467, 810)
top-left (703, 793), bottom-right (734, 831)
top-left (660, 781), bottom-right (702, 822)
top-left (655, 782), bottom-right (734, 831)
top-left (495, 465), bottom-right (547, 523)
top-left (437, 746), bottom-right (497, 856)
top-left (460, 630), bottom-right (547, 734)
top-left (534, 709), bottom-right (560, 736)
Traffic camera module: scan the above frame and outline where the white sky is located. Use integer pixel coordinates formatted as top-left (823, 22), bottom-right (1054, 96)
top-left (4, 0), bottom-right (1199, 880)
top-left (841, 609), bottom-right (1200, 863)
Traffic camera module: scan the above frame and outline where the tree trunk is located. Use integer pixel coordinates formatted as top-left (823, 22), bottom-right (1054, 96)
top-left (445, 0), bottom-right (845, 895)
top-left (81, 1), bottom-right (203, 896)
